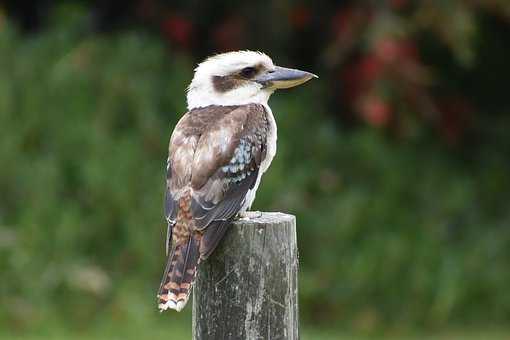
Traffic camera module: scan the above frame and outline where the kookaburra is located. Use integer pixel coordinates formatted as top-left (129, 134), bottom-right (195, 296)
top-left (157, 51), bottom-right (316, 312)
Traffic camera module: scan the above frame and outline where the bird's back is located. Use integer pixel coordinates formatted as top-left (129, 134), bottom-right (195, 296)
top-left (158, 103), bottom-right (270, 311)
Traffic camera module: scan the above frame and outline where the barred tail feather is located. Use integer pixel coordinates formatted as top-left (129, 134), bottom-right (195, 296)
top-left (157, 236), bottom-right (200, 312)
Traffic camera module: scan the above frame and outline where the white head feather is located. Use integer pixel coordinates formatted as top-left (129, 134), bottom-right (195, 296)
top-left (186, 51), bottom-right (276, 109)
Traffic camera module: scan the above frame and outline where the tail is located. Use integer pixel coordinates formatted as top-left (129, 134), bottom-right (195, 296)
top-left (157, 235), bottom-right (200, 312)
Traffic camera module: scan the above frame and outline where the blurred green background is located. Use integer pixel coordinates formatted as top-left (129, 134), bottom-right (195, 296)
top-left (1, 1), bottom-right (510, 339)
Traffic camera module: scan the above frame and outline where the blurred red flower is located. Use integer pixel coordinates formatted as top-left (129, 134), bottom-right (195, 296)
top-left (374, 38), bottom-right (418, 65)
top-left (388, 0), bottom-right (408, 10)
top-left (331, 6), bottom-right (369, 39)
top-left (342, 55), bottom-right (383, 101)
top-left (161, 14), bottom-right (193, 48)
top-left (213, 15), bottom-right (245, 51)
top-left (289, 5), bottom-right (312, 29)
top-left (358, 95), bottom-right (393, 127)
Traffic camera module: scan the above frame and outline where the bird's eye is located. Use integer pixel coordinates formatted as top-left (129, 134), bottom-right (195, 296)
top-left (240, 67), bottom-right (257, 78)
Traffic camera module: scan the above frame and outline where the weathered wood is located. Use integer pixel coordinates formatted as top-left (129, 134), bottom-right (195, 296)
top-left (192, 212), bottom-right (298, 340)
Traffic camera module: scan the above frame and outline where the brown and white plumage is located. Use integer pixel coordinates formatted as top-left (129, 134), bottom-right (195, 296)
top-left (157, 51), bottom-right (316, 312)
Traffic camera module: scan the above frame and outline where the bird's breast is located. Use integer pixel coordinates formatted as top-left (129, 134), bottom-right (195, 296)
top-left (240, 105), bottom-right (277, 212)
top-left (260, 104), bottom-right (277, 174)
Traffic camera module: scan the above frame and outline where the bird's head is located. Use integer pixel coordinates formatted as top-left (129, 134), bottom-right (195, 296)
top-left (187, 50), bottom-right (317, 109)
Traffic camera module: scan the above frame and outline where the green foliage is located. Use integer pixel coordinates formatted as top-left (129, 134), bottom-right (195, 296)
top-left (0, 17), bottom-right (509, 335)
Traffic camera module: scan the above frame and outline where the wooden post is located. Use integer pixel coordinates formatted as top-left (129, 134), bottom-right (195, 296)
top-left (192, 212), bottom-right (298, 340)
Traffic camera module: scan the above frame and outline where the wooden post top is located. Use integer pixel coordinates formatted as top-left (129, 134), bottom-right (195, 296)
top-left (192, 211), bottom-right (299, 340)
top-left (231, 211), bottom-right (296, 226)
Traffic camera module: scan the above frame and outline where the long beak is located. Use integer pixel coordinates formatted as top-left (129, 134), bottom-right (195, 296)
top-left (255, 66), bottom-right (318, 89)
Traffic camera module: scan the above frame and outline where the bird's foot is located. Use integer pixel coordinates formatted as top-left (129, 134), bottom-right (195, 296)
top-left (237, 211), bottom-right (262, 221)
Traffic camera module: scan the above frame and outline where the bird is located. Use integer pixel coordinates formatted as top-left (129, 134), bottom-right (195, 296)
top-left (157, 50), bottom-right (316, 312)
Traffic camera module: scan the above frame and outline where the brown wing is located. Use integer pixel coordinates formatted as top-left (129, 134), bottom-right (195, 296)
top-left (189, 104), bottom-right (268, 258)
top-left (164, 105), bottom-right (245, 254)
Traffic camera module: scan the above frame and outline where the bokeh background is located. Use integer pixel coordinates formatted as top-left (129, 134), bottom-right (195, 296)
top-left (1, 1), bottom-right (510, 339)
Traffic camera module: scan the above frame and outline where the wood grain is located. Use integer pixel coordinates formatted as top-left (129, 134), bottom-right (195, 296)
top-left (192, 212), bottom-right (298, 340)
